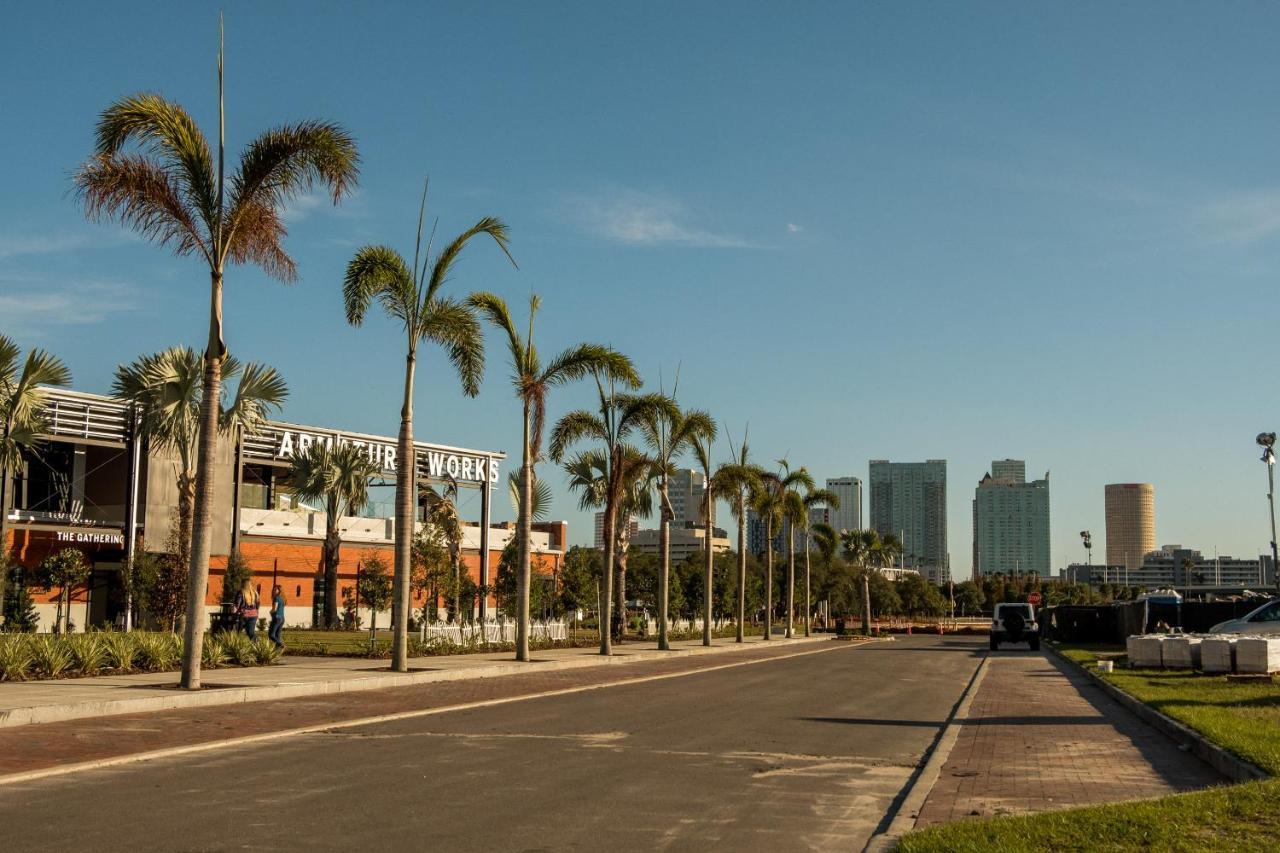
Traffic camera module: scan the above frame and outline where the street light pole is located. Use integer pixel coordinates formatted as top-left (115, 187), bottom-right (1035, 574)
top-left (1257, 433), bottom-right (1280, 593)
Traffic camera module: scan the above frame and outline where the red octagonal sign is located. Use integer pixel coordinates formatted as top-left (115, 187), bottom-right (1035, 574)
top-left (1028, 592), bottom-right (1042, 605)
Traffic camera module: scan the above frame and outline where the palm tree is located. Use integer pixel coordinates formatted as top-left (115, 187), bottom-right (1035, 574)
top-left (841, 528), bottom-right (902, 633)
top-left (343, 183), bottom-right (514, 672)
top-left (639, 398), bottom-right (714, 650)
top-left (288, 441), bottom-right (378, 628)
top-left (776, 461), bottom-right (816, 638)
top-left (752, 462), bottom-right (814, 640)
top-left (721, 429), bottom-right (762, 642)
top-left (801, 486), bottom-right (840, 636)
top-left (693, 434), bottom-right (762, 647)
top-left (469, 292), bottom-right (637, 661)
top-left (112, 347), bottom-right (287, 564)
top-left (76, 25), bottom-right (359, 688)
top-left (563, 445), bottom-right (652, 643)
top-left (0, 336), bottom-right (71, 606)
top-left (551, 381), bottom-right (675, 655)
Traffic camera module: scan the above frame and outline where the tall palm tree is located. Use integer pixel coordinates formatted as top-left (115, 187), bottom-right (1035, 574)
top-left (288, 441), bottom-right (378, 628)
top-left (841, 528), bottom-right (902, 633)
top-left (112, 347), bottom-right (287, 563)
top-left (76, 25), bottom-right (359, 688)
top-left (343, 183), bottom-right (514, 672)
top-left (469, 292), bottom-right (637, 661)
top-left (752, 462), bottom-right (814, 640)
top-left (749, 475), bottom-right (781, 640)
top-left (694, 434), bottom-right (764, 647)
top-left (639, 398), bottom-right (714, 650)
top-left (0, 336), bottom-right (71, 605)
top-left (721, 429), bottom-right (762, 643)
top-left (776, 461), bottom-right (816, 638)
top-left (552, 381), bottom-right (675, 655)
top-left (563, 445), bottom-right (652, 643)
top-left (801, 486), bottom-right (840, 636)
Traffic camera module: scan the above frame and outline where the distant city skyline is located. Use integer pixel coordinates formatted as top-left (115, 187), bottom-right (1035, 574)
top-left (869, 460), bottom-right (949, 584)
top-left (3, 4), bottom-right (1278, 578)
top-left (972, 460), bottom-right (1051, 579)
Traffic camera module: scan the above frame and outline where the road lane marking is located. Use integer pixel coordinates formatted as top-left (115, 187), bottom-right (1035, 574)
top-left (0, 640), bottom-right (872, 788)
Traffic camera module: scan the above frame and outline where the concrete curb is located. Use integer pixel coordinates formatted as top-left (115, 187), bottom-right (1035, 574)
top-left (0, 636), bottom-right (830, 730)
top-left (1045, 643), bottom-right (1270, 784)
top-left (862, 652), bottom-right (991, 853)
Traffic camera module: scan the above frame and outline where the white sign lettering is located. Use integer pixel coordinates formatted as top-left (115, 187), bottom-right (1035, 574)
top-left (56, 531), bottom-right (124, 546)
top-left (272, 431), bottom-right (497, 483)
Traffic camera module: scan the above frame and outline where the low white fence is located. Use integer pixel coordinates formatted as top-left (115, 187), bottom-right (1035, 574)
top-left (419, 619), bottom-right (567, 645)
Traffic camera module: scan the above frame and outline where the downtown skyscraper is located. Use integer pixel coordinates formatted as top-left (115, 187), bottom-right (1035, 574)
top-left (972, 460), bottom-right (1050, 579)
top-left (868, 459), bottom-right (949, 583)
top-left (825, 476), bottom-right (862, 533)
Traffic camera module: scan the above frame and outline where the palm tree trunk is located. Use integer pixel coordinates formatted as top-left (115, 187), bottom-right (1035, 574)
top-left (736, 496), bottom-right (745, 643)
top-left (515, 404), bottom-right (532, 662)
top-left (615, 538), bottom-right (627, 644)
top-left (786, 526), bottom-right (795, 638)
top-left (862, 571), bottom-right (872, 635)
top-left (177, 471), bottom-right (195, 564)
top-left (764, 517), bottom-right (773, 641)
top-left (600, 503), bottom-right (615, 656)
top-left (804, 534), bottom-right (812, 637)
top-left (324, 525), bottom-right (340, 628)
top-left (702, 511), bottom-right (713, 646)
top-left (179, 275), bottom-right (224, 690)
top-left (390, 352), bottom-right (417, 673)
top-left (658, 487), bottom-right (671, 651)
top-left (0, 455), bottom-right (11, 609)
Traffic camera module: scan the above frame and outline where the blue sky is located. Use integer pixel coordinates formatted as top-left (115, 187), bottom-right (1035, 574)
top-left (4, 2), bottom-right (1280, 574)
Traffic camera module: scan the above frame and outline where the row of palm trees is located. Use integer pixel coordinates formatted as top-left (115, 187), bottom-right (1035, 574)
top-left (58, 28), bottom-right (898, 689)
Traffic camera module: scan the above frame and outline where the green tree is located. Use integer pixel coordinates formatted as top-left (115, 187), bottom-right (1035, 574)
top-left (0, 335), bottom-right (71, 607)
top-left (421, 477), bottom-right (464, 623)
top-left (558, 545), bottom-right (602, 623)
top-left (112, 347), bottom-right (286, 573)
top-left (694, 428), bottom-right (763, 645)
top-left (800, 484), bottom-right (839, 637)
top-left (953, 580), bottom-right (985, 616)
top-left (719, 429), bottom-right (762, 642)
top-left (357, 554), bottom-right (393, 652)
top-left (134, 531), bottom-right (189, 632)
top-left (751, 463), bottom-right (814, 640)
top-left (38, 548), bottom-right (91, 634)
top-left (288, 441), bottom-right (378, 628)
top-left (552, 385), bottom-right (675, 655)
top-left (343, 183), bottom-right (512, 672)
top-left (76, 26), bottom-right (359, 687)
top-left (896, 572), bottom-right (946, 616)
top-left (470, 291), bottom-right (636, 660)
top-left (219, 548), bottom-right (253, 606)
top-left (2, 564), bottom-right (39, 632)
top-left (412, 522), bottom-right (451, 623)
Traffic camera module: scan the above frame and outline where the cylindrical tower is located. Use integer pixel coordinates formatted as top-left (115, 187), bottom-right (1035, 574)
top-left (1104, 483), bottom-right (1155, 571)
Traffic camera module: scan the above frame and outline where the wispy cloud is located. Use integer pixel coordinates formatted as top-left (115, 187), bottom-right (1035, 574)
top-left (0, 231), bottom-right (132, 261)
top-left (563, 189), bottom-right (758, 249)
top-left (282, 188), bottom-right (367, 225)
top-left (786, 223), bottom-right (802, 233)
top-left (1199, 189), bottom-right (1280, 245)
top-left (0, 279), bottom-right (141, 325)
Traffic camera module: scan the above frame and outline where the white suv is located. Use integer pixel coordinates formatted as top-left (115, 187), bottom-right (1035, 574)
top-left (1209, 598), bottom-right (1280, 635)
top-left (991, 603), bottom-right (1040, 651)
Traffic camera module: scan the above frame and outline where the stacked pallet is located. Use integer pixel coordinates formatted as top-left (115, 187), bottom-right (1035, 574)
top-left (1200, 637), bottom-right (1236, 674)
top-left (1161, 636), bottom-right (1203, 669)
top-left (1235, 638), bottom-right (1280, 674)
top-left (1126, 635), bottom-right (1166, 668)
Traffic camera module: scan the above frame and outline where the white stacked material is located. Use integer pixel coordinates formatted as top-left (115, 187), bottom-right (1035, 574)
top-left (1161, 636), bottom-right (1202, 669)
top-left (1127, 635), bottom-right (1166, 668)
top-left (1201, 637), bottom-right (1236, 674)
top-left (1235, 637), bottom-right (1280, 674)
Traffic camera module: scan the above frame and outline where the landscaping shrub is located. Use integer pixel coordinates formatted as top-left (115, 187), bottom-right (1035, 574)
top-left (31, 635), bottom-right (73, 677)
top-left (0, 634), bottom-right (34, 681)
top-left (66, 633), bottom-right (108, 675)
top-left (202, 632), bottom-right (230, 667)
top-left (135, 632), bottom-right (181, 671)
top-left (252, 637), bottom-right (282, 665)
top-left (102, 631), bottom-right (136, 672)
top-left (221, 630), bottom-right (256, 666)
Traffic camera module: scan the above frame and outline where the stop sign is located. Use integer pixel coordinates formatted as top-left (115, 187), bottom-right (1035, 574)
top-left (1028, 592), bottom-right (1042, 605)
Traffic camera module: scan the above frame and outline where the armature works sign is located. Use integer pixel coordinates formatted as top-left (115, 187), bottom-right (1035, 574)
top-left (243, 425), bottom-right (501, 485)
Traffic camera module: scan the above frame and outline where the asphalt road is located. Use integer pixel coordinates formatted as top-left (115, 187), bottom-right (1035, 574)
top-left (0, 635), bottom-right (985, 852)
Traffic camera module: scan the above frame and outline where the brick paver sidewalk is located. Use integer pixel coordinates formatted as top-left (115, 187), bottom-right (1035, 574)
top-left (0, 638), bottom-right (845, 782)
top-left (915, 651), bottom-right (1222, 826)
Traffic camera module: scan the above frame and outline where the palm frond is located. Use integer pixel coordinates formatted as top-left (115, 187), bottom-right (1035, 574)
top-left (222, 362), bottom-right (288, 434)
top-left (508, 469), bottom-right (553, 522)
top-left (549, 410), bottom-right (607, 463)
top-left (542, 344), bottom-right (638, 390)
top-left (343, 245), bottom-right (415, 327)
top-left (425, 217), bottom-right (516, 302)
top-left (419, 297), bottom-right (485, 398)
top-left (75, 153), bottom-right (211, 264)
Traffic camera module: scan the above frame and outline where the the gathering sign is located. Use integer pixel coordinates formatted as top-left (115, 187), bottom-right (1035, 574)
top-left (244, 425), bottom-right (500, 485)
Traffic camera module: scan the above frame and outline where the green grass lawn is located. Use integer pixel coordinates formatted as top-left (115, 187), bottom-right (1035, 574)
top-left (897, 642), bottom-right (1280, 852)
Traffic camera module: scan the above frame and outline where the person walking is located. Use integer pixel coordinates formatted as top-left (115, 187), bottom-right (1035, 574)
top-left (268, 584), bottom-right (286, 649)
top-left (235, 580), bottom-right (260, 639)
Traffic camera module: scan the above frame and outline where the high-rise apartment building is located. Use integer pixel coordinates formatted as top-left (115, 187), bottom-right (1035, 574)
top-left (825, 476), bottom-right (862, 533)
top-left (1104, 483), bottom-right (1155, 570)
top-left (971, 460), bottom-right (1050, 579)
top-left (667, 468), bottom-right (714, 529)
top-left (593, 512), bottom-right (639, 549)
top-left (868, 459), bottom-right (949, 583)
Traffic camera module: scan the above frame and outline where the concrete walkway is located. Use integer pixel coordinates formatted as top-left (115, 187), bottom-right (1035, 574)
top-left (0, 634), bottom-right (824, 728)
top-left (914, 649), bottom-right (1223, 827)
